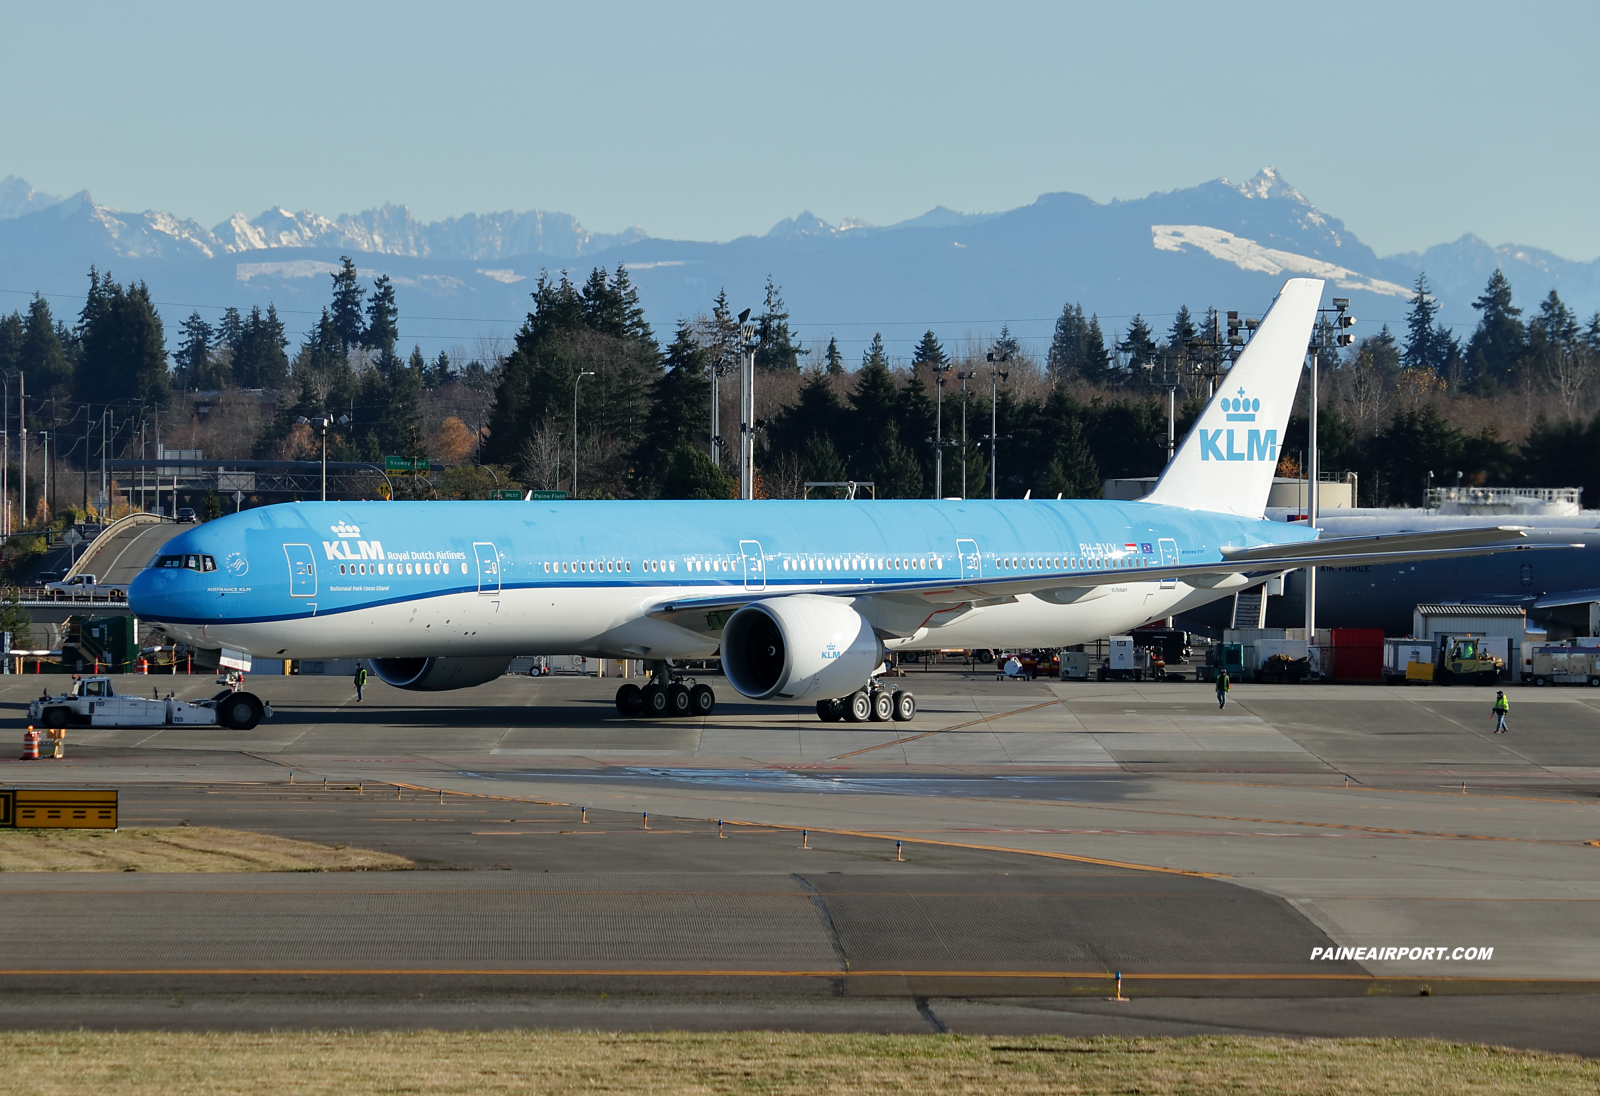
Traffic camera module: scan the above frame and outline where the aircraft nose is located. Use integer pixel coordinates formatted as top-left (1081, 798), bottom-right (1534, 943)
top-left (128, 566), bottom-right (193, 622)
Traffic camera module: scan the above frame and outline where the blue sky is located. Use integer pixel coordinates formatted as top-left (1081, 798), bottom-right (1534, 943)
top-left (3, 0), bottom-right (1597, 259)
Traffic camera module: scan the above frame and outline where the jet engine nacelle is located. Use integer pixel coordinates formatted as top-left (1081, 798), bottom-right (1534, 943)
top-left (368, 656), bottom-right (513, 691)
top-left (721, 596), bottom-right (883, 701)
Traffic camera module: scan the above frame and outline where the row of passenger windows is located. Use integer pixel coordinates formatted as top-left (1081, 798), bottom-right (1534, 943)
top-left (338, 561), bottom-right (462, 577)
top-left (994, 555), bottom-right (1153, 570)
top-left (154, 554), bottom-right (217, 572)
top-left (527, 552), bottom-right (1157, 578)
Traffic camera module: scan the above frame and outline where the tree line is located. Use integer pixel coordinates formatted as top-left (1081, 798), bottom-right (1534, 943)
top-left (4, 260), bottom-right (1600, 510)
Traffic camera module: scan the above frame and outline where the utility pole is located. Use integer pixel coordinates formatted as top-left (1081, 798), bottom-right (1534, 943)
top-left (932, 361), bottom-right (952, 497)
top-left (737, 309), bottom-right (755, 500)
top-left (984, 349), bottom-right (1010, 499)
top-left (16, 375), bottom-right (23, 531)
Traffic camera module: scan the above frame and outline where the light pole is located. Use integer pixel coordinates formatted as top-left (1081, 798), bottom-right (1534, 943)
top-left (573, 371), bottom-right (595, 497)
top-left (737, 309), bottom-right (756, 501)
top-left (36, 431), bottom-right (48, 524)
top-left (1304, 296), bottom-right (1355, 640)
top-left (955, 369), bottom-right (976, 499)
top-left (931, 361), bottom-right (952, 498)
top-left (984, 350), bottom-right (1010, 499)
top-left (295, 414), bottom-right (349, 501)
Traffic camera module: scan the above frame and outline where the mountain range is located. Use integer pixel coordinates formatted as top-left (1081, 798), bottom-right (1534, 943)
top-left (1, 169), bottom-right (1596, 361)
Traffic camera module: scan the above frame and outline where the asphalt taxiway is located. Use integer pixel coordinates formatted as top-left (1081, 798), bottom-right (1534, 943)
top-left (4, 671), bottom-right (1600, 1046)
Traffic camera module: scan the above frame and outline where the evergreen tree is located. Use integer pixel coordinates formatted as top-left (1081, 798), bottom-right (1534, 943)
top-left (1465, 268), bottom-right (1525, 391)
top-left (175, 312), bottom-right (213, 390)
top-left (229, 305), bottom-right (290, 389)
top-left (1047, 303), bottom-right (1085, 379)
top-left (1079, 315), bottom-right (1112, 386)
top-left (215, 307), bottom-right (243, 356)
top-left (991, 324), bottom-right (1020, 361)
top-left (76, 275), bottom-right (168, 406)
top-left (1118, 314), bottom-right (1158, 370)
top-left (0, 311), bottom-right (21, 380)
top-left (408, 345), bottom-right (427, 378)
top-left (329, 257), bottom-right (365, 352)
top-left (768, 371), bottom-right (845, 466)
top-left (427, 350), bottom-right (453, 388)
top-left (1528, 289), bottom-right (1579, 352)
top-left (363, 275), bottom-right (400, 356)
top-left (861, 331), bottom-right (889, 370)
top-left (802, 434), bottom-right (846, 484)
top-left (823, 336), bottom-right (844, 376)
top-left (1403, 273), bottom-right (1442, 372)
top-left (633, 320), bottom-right (710, 493)
top-left (1372, 324), bottom-right (1403, 373)
top-left (754, 276), bottom-right (801, 371)
top-left (912, 330), bottom-right (946, 369)
top-left (658, 446), bottom-right (731, 499)
top-left (1166, 305), bottom-right (1197, 353)
top-left (18, 294), bottom-right (71, 396)
top-left (897, 361), bottom-right (938, 493)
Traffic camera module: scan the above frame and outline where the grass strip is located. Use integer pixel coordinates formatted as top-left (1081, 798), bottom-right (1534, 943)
top-left (0, 826), bottom-right (411, 872)
top-left (1, 1031), bottom-right (1596, 1094)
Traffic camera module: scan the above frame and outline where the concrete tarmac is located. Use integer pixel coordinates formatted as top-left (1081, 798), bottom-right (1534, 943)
top-left (4, 671), bottom-right (1599, 1046)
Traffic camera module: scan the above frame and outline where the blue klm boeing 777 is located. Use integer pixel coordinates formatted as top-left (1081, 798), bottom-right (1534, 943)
top-left (129, 279), bottom-right (1541, 727)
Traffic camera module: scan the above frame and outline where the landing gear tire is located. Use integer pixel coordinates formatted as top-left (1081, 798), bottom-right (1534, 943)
top-left (689, 684), bottom-right (716, 716)
top-left (615, 683), bottom-right (643, 716)
top-left (816, 698), bottom-right (843, 722)
top-left (844, 691), bottom-right (872, 723)
top-left (892, 691), bottom-right (916, 722)
top-left (869, 689), bottom-right (894, 722)
top-left (641, 683), bottom-right (669, 717)
top-left (219, 692), bottom-right (264, 731)
top-left (666, 683), bottom-right (692, 717)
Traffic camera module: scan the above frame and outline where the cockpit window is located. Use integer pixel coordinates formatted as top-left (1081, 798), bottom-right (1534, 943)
top-left (152, 554), bottom-right (214, 572)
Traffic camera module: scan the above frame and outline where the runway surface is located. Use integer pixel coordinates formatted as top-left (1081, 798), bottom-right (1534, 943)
top-left (4, 671), bottom-right (1599, 1046)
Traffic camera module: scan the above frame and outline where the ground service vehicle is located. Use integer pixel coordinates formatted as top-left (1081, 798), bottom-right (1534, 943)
top-left (28, 676), bottom-right (271, 729)
top-left (1433, 636), bottom-right (1503, 686)
top-left (1529, 646), bottom-right (1600, 687)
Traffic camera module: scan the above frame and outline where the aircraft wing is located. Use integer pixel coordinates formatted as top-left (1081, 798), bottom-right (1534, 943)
top-left (1532, 588), bottom-right (1600, 609)
top-left (650, 528), bottom-right (1572, 634)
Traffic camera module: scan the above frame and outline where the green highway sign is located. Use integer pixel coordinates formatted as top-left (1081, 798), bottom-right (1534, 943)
top-left (489, 489), bottom-right (523, 500)
top-left (383, 456), bottom-right (430, 472)
top-left (527, 490), bottom-right (567, 500)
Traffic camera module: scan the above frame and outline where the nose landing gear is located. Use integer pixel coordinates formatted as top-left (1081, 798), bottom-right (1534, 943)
top-left (615, 662), bottom-right (717, 718)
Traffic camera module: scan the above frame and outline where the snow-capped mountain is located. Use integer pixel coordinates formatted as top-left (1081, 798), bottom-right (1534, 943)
top-left (0, 178), bottom-right (645, 263)
top-left (0, 169), bottom-right (1595, 358)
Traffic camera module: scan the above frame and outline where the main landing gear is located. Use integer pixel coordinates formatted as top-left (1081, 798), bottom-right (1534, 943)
top-left (615, 662), bottom-right (715, 718)
top-left (815, 685), bottom-right (915, 723)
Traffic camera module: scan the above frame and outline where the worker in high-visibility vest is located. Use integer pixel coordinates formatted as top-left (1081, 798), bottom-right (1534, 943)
top-left (354, 662), bottom-right (368, 702)
top-left (1492, 691), bottom-right (1510, 734)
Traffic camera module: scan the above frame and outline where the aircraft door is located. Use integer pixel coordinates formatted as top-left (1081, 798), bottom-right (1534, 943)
top-left (474, 542), bottom-right (501, 595)
top-left (740, 540), bottom-right (765, 591)
top-left (1158, 537), bottom-right (1179, 590)
top-left (284, 543), bottom-right (316, 598)
top-left (956, 539), bottom-right (981, 580)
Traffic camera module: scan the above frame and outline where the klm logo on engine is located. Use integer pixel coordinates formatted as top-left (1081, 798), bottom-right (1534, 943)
top-left (322, 539), bottom-right (385, 561)
top-left (1200, 387), bottom-right (1275, 462)
top-left (820, 643), bottom-right (841, 661)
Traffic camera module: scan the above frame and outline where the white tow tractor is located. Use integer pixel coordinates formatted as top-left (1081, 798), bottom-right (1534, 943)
top-left (28, 674), bottom-right (271, 730)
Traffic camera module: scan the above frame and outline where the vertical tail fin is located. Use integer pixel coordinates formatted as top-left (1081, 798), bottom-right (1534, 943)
top-left (1142, 277), bottom-right (1324, 517)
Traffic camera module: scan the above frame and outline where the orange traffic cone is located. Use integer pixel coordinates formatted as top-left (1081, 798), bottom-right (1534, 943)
top-left (21, 726), bottom-right (39, 761)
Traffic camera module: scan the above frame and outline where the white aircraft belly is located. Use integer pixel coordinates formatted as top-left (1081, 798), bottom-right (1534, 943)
top-left (898, 582), bottom-right (1229, 649)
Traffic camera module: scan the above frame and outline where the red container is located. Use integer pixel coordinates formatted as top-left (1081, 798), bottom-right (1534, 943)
top-left (1330, 628), bottom-right (1384, 682)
